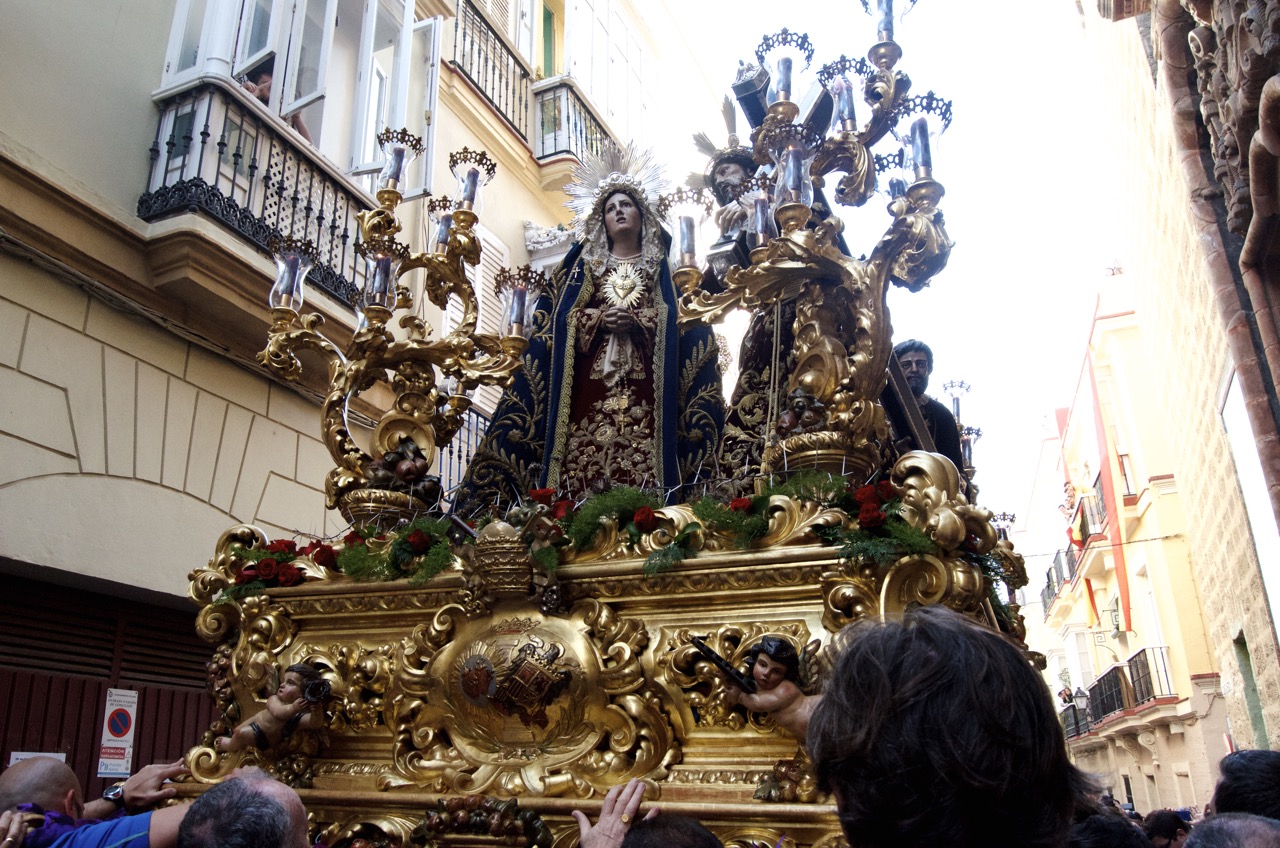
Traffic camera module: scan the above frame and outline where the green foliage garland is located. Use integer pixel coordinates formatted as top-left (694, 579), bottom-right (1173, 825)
top-left (692, 498), bottom-right (770, 549)
top-left (565, 486), bottom-right (661, 549)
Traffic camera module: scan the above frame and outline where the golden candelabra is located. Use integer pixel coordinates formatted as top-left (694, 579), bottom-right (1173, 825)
top-left (677, 27), bottom-right (953, 483)
top-left (257, 134), bottom-right (526, 526)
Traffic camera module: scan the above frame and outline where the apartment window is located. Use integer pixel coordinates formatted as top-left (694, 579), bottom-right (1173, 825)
top-left (1118, 453), bottom-right (1136, 496)
top-left (162, 0), bottom-right (440, 195)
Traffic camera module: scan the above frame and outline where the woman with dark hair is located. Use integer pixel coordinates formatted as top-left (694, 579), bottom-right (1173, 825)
top-left (808, 605), bottom-right (1097, 848)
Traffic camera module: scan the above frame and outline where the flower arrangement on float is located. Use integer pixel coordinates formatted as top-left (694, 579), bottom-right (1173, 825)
top-left (214, 471), bottom-right (1015, 619)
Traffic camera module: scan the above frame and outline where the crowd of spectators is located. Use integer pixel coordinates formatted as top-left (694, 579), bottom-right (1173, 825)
top-left (4, 606), bottom-right (1278, 848)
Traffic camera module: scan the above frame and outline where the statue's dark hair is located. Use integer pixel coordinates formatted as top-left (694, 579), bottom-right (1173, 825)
top-left (745, 636), bottom-right (800, 683)
top-left (622, 816), bottom-right (723, 848)
top-left (1185, 813), bottom-right (1280, 848)
top-left (1213, 750), bottom-right (1280, 819)
top-left (177, 777), bottom-right (293, 848)
top-left (1143, 810), bottom-right (1192, 841)
top-left (285, 662), bottom-right (320, 682)
top-left (892, 339), bottom-right (933, 372)
top-left (808, 605), bottom-right (1097, 848)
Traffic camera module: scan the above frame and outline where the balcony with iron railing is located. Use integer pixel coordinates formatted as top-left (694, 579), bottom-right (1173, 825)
top-left (1060, 704), bottom-right (1092, 739)
top-left (441, 406), bottom-right (491, 509)
top-left (1088, 664), bottom-right (1133, 723)
top-left (1128, 645), bottom-right (1174, 705)
top-left (453, 0), bottom-right (532, 141)
top-left (532, 76), bottom-right (613, 162)
top-left (137, 77), bottom-right (369, 307)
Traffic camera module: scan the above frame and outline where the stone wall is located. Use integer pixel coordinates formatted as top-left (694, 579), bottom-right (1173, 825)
top-left (0, 251), bottom-right (337, 599)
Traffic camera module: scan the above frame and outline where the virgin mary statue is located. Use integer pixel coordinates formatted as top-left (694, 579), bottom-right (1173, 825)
top-left (453, 145), bottom-right (724, 515)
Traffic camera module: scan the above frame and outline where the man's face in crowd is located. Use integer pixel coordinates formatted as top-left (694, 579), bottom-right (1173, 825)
top-left (898, 350), bottom-right (931, 397)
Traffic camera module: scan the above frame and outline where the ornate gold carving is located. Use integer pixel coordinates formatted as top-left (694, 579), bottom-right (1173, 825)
top-left (662, 623), bottom-right (811, 734)
top-left (382, 595), bottom-right (675, 797)
top-left (315, 815), bottom-right (419, 848)
top-left (259, 146), bottom-right (525, 512)
top-left (891, 451), bottom-right (995, 554)
top-left (298, 642), bottom-right (393, 733)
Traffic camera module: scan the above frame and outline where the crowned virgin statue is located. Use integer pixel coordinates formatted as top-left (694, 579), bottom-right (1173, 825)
top-left (453, 145), bottom-right (725, 514)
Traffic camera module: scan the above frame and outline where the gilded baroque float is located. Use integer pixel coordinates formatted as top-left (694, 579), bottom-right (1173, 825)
top-left (182, 14), bottom-right (1032, 848)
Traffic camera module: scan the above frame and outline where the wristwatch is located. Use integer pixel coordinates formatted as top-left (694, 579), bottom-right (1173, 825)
top-left (102, 783), bottom-right (126, 810)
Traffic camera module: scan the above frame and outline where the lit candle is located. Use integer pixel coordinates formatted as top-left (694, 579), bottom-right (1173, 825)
top-left (509, 284), bottom-right (527, 336)
top-left (776, 57), bottom-right (793, 101)
top-left (877, 0), bottom-right (894, 42)
top-left (910, 117), bottom-right (931, 176)
top-left (459, 166), bottom-right (480, 210)
top-left (434, 211), bottom-right (454, 252)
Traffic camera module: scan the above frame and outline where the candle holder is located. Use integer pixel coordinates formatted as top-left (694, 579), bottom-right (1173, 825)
top-left (764, 123), bottom-right (822, 233)
top-left (267, 236), bottom-right (317, 316)
top-left (494, 264), bottom-right (548, 338)
top-left (258, 139), bottom-right (525, 524)
top-left (756, 29), bottom-right (814, 120)
top-left (427, 195), bottom-right (456, 256)
top-left (733, 174), bottom-right (778, 262)
top-left (450, 148), bottom-right (496, 214)
top-left (376, 128), bottom-right (425, 194)
top-left (657, 186), bottom-right (715, 294)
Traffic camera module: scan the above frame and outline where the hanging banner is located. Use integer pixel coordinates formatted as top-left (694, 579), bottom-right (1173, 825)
top-left (96, 688), bottom-right (138, 778)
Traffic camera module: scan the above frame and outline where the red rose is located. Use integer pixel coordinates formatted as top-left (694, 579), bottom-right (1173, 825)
top-left (406, 529), bottom-right (432, 554)
top-left (854, 485), bottom-right (880, 506)
top-left (530, 488), bottom-right (556, 506)
top-left (308, 544), bottom-right (337, 569)
top-left (876, 480), bottom-right (897, 500)
top-left (857, 502), bottom-right (887, 529)
top-left (265, 539), bottom-right (297, 555)
top-left (234, 565), bottom-right (259, 585)
top-left (276, 561), bottom-right (302, 586)
top-left (633, 506), bottom-right (660, 533)
top-left (255, 558), bottom-right (280, 581)
top-left (551, 499), bottom-right (575, 521)
top-left (343, 531), bottom-right (365, 547)
top-left (728, 496), bottom-right (754, 513)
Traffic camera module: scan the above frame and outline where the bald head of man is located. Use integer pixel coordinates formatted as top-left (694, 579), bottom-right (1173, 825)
top-left (0, 757), bottom-right (83, 817)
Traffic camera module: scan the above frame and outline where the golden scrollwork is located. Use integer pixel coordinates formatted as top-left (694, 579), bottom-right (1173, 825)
top-left (298, 642), bottom-right (394, 733)
top-left (315, 816), bottom-right (419, 848)
top-left (381, 590), bottom-right (675, 797)
top-left (890, 451), bottom-right (995, 554)
top-left (819, 568), bottom-right (879, 632)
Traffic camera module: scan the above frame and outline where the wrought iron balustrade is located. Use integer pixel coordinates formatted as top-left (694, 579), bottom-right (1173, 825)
top-left (1128, 645), bottom-right (1174, 705)
top-left (453, 0), bottom-right (532, 140)
top-left (533, 77), bottom-right (612, 161)
top-left (1088, 664), bottom-right (1134, 723)
top-left (1041, 558), bottom-right (1066, 618)
top-left (1060, 704), bottom-right (1091, 739)
top-left (1057, 545), bottom-right (1079, 581)
top-left (137, 79), bottom-right (370, 306)
top-left (442, 406), bottom-right (491, 510)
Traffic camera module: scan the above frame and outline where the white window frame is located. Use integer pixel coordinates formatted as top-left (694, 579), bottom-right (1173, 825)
top-left (233, 0), bottom-right (283, 77)
top-left (163, 0), bottom-right (217, 82)
top-left (281, 0), bottom-right (338, 118)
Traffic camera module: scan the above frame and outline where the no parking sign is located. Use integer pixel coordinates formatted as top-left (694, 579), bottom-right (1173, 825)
top-left (97, 689), bottom-right (138, 778)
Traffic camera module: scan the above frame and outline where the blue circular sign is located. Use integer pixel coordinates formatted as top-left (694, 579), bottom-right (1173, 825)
top-left (107, 708), bottom-right (131, 738)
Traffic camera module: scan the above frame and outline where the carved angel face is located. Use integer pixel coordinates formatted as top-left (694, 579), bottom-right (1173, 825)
top-left (751, 654), bottom-right (788, 691)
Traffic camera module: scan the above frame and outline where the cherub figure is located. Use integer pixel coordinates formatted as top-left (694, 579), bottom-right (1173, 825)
top-left (722, 636), bottom-right (822, 741)
top-left (216, 662), bottom-right (329, 753)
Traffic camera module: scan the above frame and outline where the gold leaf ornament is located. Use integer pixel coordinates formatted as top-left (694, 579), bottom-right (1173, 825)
top-left (601, 262), bottom-right (646, 309)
